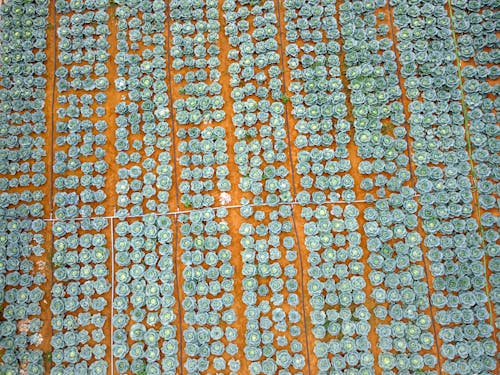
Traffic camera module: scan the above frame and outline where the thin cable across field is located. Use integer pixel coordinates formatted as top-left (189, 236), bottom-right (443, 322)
top-left (0, 193), bottom-right (421, 223)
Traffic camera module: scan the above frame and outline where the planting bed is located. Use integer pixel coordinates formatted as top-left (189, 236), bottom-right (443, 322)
top-left (0, 0), bottom-right (498, 374)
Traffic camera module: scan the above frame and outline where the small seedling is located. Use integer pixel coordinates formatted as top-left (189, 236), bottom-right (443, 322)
top-left (381, 121), bottom-right (395, 135)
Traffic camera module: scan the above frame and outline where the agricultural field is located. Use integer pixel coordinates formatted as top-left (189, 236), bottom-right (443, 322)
top-left (0, 0), bottom-right (498, 374)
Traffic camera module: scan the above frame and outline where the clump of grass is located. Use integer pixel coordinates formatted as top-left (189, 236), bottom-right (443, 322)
top-left (43, 351), bottom-right (52, 363)
top-left (381, 121), bottom-right (395, 135)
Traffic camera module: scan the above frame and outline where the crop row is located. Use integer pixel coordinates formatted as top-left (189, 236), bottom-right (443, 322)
top-left (112, 0), bottom-right (180, 374)
top-left (169, 0), bottom-right (241, 374)
top-left (0, 0), bottom-right (50, 374)
top-left (340, 1), bottom-right (438, 373)
top-left (0, 0), bottom-right (48, 212)
top-left (281, 0), bottom-right (377, 374)
top-left (49, 0), bottom-right (113, 374)
top-left (223, 1), bottom-right (311, 374)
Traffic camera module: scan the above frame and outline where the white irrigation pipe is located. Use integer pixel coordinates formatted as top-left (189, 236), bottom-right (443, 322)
top-left (0, 194), bottom-right (421, 222)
